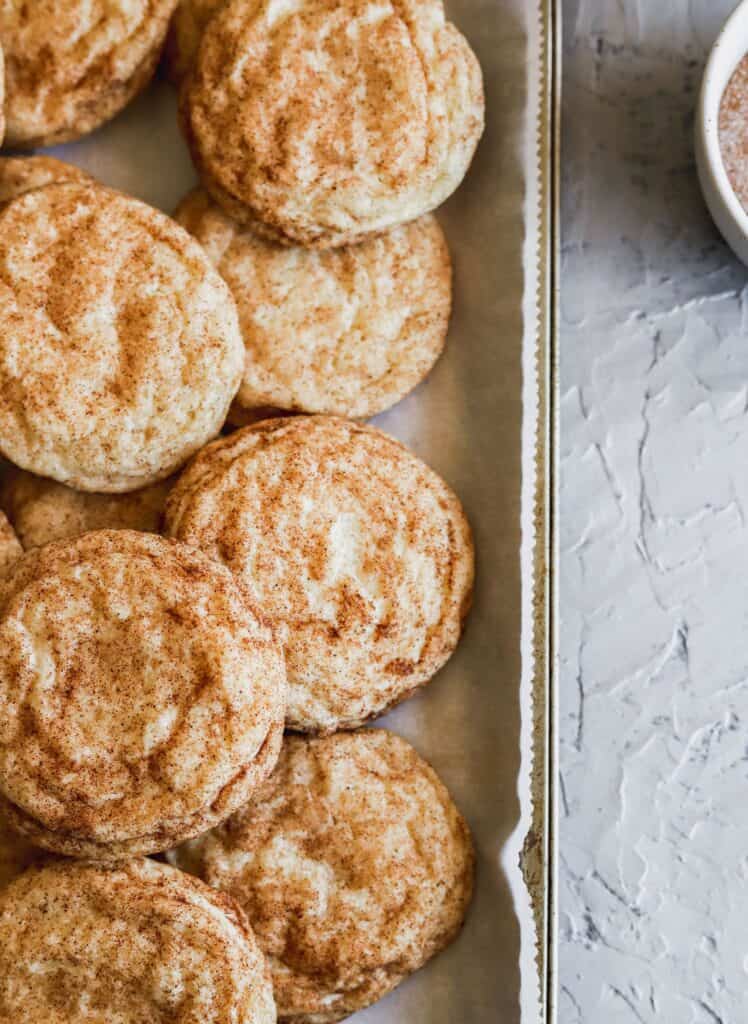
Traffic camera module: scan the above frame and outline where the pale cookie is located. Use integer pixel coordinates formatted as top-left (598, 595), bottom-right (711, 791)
top-left (0, 859), bottom-right (277, 1023)
top-left (171, 730), bottom-right (474, 1023)
top-left (1, 466), bottom-right (172, 549)
top-left (0, 530), bottom-right (286, 860)
top-left (175, 188), bottom-right (451, 419)
top-left (0, 156), bottom-right (93, 207)
top-left (181, 0), bottom-right (485, 247)
top-left (165, 416), bottom-right (474, 733)
top-left (0, 0), bottom-right (180, 148)
top-left (165, 0), bottom-right (224, 83)
top-left (0, 182), bottom-right (243, 493)
top-left (0, 513), bottom-right (20, 578)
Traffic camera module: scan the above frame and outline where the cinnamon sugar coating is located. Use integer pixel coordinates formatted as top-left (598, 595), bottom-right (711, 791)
top-left (0, 859), bottom-right (277, 1023)
top-left (180, 0), bottom-right (484, 247)
top-left (170, 731), bottom-right (474, 1023)
top-left (0, 182), bottom-right (243, 493)
top-left (0, 156), bottom-right (94, 207)
top-left (0, 530), bottom-right (286, 860)
top-left (1, 466), bottom-right (172, 549)
top-left (165, 416), bottom-right (474, 733)
top-left (0, 0), bottom-right (180, 148)
top-left (175, 188), bottom-right (451, 420)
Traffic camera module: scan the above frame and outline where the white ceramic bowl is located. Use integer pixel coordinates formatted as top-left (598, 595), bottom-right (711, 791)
top-left (696, 0), bottom-right (748, 266)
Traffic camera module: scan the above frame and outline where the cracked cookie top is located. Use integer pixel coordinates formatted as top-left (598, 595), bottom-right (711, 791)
top-left (181, 0), bottom-right (484, 246)
top-left (165, 416), bottom-right (473, 733)
top-left (0, 182), bottom-right (243, 493)
top-left (0, 0), bottom-right (179, 147)
top-left (0, 530), bottom-right (285, 859)
top-left (0, 859), bottom-right (277, 1023)
top-left (172, 730), bottom-right (474, 1023)
top-left (175, 188), bottom-right (451, 420)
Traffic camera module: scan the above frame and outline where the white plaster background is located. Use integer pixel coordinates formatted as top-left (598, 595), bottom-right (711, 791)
top-left (559, 1), bottom-right (748, 1020)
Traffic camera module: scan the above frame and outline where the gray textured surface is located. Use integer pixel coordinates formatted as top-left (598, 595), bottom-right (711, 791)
top-left (560, 1), bottom-right (748, 1020)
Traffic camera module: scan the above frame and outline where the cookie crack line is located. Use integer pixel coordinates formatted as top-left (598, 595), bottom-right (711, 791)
top-left (1, 0), bottom-right (180, 147)
top-left (179, 0), bottom-right (484, 247)
top-left (0, 182), bottom-right (243, 493)
top-left (0, 531), bottom-right (286, 860)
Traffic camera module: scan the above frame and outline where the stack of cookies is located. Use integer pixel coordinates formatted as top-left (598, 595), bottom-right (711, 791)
top-left (0, 1), bottom-right (484, 1020)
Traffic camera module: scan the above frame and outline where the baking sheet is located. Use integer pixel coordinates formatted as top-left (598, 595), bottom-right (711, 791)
top-left (44, 1), bottom-right (554, 1020)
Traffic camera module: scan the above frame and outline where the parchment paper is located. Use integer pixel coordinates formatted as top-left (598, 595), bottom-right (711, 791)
top-left (46, 1), bottom-right (548, 1019)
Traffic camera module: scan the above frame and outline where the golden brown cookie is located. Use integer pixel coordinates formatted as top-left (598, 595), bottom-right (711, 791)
top-left (0, 156), bottom-right (94, 207)
top-left (1, 466), bottom-right (172, 549)
top-left (175, 188), bottom-right (452, 420)
top-left (0, 513), bottom-right (21, 579)
top-left (164, 0), bottom-right (224, 83)
top-left (0, 530), bottom-right (286, 860)
top-left (165, 416), bottom-right (474, 733)
top-left (0, 859), bottom-right (277, 1023)
top-left (0, 0), bottom-right (180, 148)
top-left (180, 0), bottom-right (484, 247)
top-left (0, 182), bottom-right (243, 493)
top-left (171, 730), bottom-right (474, 1023)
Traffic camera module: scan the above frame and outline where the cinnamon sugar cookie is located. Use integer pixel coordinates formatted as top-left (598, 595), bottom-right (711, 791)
top-left (165, 0), bottom-right (224, 83)
top-left (0, 0), bottom-right (180, 148)
top-left (0, 182), bottom-right (243, 493)
top-left (181, 0), bottom-right (484, 247)
top-left (175, 188), bottom-right (451, 420)
top-left (171, 730), bottom-right (474, 1023)
top-left (0, 156), bottom-right (93, 207)
top-left (1, 466), bottom-right (171, 549)
top-left (0, 513), bottom-right (20, 579)
top-left (0, 859), bottom-right (276, 1023)
top-left (165, 416), bottom-right (474, 733)
top-left (0, 530), bottom-right (285, 860)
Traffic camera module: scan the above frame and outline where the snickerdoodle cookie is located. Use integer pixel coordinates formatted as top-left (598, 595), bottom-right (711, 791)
top-left (0, 859), bottom-right (277, 1023)
top-left (0, 182), bottom-right (243, 493)
top-left (0, 156), bottom-right (93, 207)
top-left (0, 530), bottom-right (285, 860)
top-left (1, 466), bottom-right (172, 549)
top-left (181, 0), bottom-right (484, 247)
top-left (0, 513), bottom-right (20, 579)
top-left (171, 730), bottom-right (474, 1023)
top-left (165, 416), bottom-right (474, 733)
top-left (0, 0), bottom-right (180, 148)
top-left (175, 188), bottom-right (451, 420)
top-left (165, 0), bottom-right (223, 83)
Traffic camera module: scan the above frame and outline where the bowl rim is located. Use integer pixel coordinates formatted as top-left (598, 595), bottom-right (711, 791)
top-left (698, 0), bottom-right (748, 240)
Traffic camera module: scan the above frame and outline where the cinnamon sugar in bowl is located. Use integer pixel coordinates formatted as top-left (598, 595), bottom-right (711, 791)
top-left (696, 0), bottom-right (748, 265)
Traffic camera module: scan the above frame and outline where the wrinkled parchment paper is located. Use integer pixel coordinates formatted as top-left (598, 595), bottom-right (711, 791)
top-left (50, 1), bottom-right (547, 1019)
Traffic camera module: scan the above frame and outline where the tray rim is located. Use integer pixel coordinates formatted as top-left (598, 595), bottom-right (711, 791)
top-left (518, 0), bottom-right (561, 1018)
